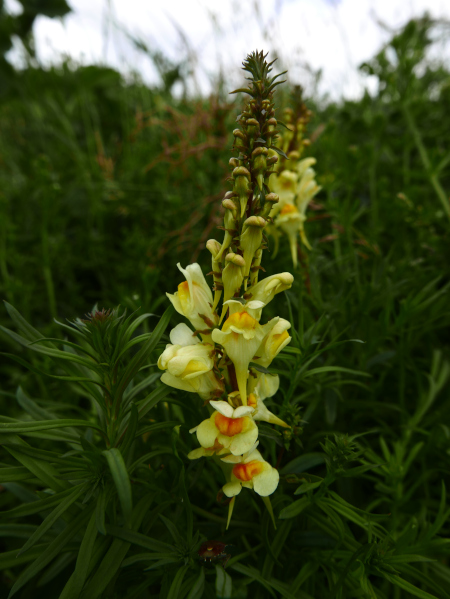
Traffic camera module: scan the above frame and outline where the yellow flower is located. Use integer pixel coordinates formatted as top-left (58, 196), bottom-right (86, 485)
top-left (158, 324), bottom-right (214, 379)
top-left (276, 204), bottom-right (303, 267)
top-left (167, 263), bottom-right (218, 336)
top-left (221, 444), bottom-right (279, 497)
top-left (270, 170), bottom-right (297, 214)
top-left (191, 400), bottom-right (258, 456)
top-left (187, 438), bottom-right (229, 460)
top-left (247, 391), bottom-right (289, 428)
top-left (158, 323), bottom-right (223, 400)
top-left (253, 318), bottom-right (292, 368)
top-left (212, 303), bottom-right (278, 405)
top-left (244, 272), bottom-right (294, 309)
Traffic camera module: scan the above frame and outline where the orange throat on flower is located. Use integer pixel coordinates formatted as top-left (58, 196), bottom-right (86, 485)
top-left (248, 393), bottom-right (257, 409)
top-left (233, 460), bottom-right (265, 482)
top-left (280, 203), bottom-right (298, 215)
top-left (178, 280), bottom-right (191, 303)
top-left (222, 311), bottom-right (257, 333)
top-left (215, 413), bottom-right (245, 437)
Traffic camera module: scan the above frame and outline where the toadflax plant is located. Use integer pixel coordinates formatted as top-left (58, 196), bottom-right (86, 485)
top-left (158, 51), bottom-right (294, 525)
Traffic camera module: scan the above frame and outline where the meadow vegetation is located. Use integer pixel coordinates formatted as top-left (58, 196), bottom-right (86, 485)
top-left (0, 10), bottom-right (449, 599)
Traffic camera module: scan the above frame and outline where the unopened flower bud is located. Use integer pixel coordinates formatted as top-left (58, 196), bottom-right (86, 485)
top-left (261, 193), bottom-right (279, 218)
top-left (240, 216), bottom-right (266, 287)
top-left (216, 199), bottom-right (238, 262)
top-left (252, 147), bottom-right (268, 191)
top-left (232, 166), bottom-right (251, 218)
top-left (233, 129), bottom-right (246, 151)
top-left (229, 157), bottom-right (239, 169)
top-left (246, 118), bottom-right (260, 138)
top-left (222, 252), bottom-right (245, 305)
top-left (207, 239), bottom-right (223, 310)
top-left (264, 117), bottom-right (277, 142)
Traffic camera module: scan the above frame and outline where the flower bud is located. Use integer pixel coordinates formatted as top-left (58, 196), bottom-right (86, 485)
top-left (229, 157), bottom-right (239, 169)
top-left (216, 199), bottom-right (238, 261)
top-left (222, 252), bottom-right (245, 304)
top-left (239, 216), bottom-right (266, 287)
top-left (233, 129), bottom-right (246, 151)
top-left (252, 147), bottom-right (268, 191)
top-left (245, 272), bottom-right (294, 306)
top-left (261, 192), bottom-right (279, 218)
top-left (232, 166), bottom-right (251, 218)
top-left (206, 239), bottom-right (223, 310)
top-left (246, 118), bottom-right (260, 139)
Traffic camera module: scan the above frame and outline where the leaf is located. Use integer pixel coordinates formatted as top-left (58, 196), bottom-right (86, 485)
top-left (167, 564), bottom-right (189, 599)
top-left (103, 448), bottom-right (132, 526)
top-left (187, 568), bottom-right (205, 599)
top-left (82, 494), bottom-right (155, 598)
top-left (382, 572), bottom-right (440, 599)
top-left (136, 383), bottom-right (171, 420)
top-left (281, 453), bottom-right (326, 475)
top-left (271, 146), bottom-right (288, 159)
top-left (7, 507), bottom-right (92, 598)
top-left (215, 565), bottom-right (233, 599)
top-left (59, 511), bottom-right (98, 599)
top-left (279, 497), bottom-right (310, 520)
top-left (105, 525), bottom-right (176, 554)
top-left (160, 514), bottom-right (184, 546)
top-left (18, 483), bottom-right (87, 555)
top-left (95, 485), bottom-right (108, 535)
top-left (302, 366), bottom-right (371, 379)
top-left (276, 120), bottom-right (294, 131)
top-left (0, 419), bottom-right (103, 434)
top-left (119, 404), bottom-right (139, 457)
top-left (115, 305), bottom-right (174, 401)
top-left (136, 420), bottom-right (180, 438)
top-left (2, 486), bottom-right (81, 519)
top-left (6, 446), bottom-right (69, 493)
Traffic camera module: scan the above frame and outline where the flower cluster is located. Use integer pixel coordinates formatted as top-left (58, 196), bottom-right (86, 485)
top-left (158, 51), bottom-right (295, 523)
top-left (268, 103), bottom-right (321, 266)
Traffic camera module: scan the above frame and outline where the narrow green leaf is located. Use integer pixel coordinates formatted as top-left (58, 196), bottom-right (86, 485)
top-left (119, 404), bottom-right (139, 457)
top-left (105, 525), bottom-right (176, 553)
top-left (382, 572), bottom-right (440, 599)
top-left (0, 419), bottom-right (103, 434)
top-left (103, 448), bottom-right (132, 526)
top-left (18, 483), bottom-right (87, 555)
top-left (215, 565), bottom-right (233, 598)
top-left (116, 305), bottom-right (174, 399)
top-left (167, 564), bottom-right (189, 599)
top-left (6, 446), bottom-right (68, 493)
top-left (59, 511), bottom-right (98, 599)
top-left (83, 494), bottom-right (155, 599)
top-left (281, 453), bottom-right (326, 475)
top-left (303, 366), bottom-right (371, 378)
top-left (136, 420), bottom-right (180, 437)
top-left (279, 497), bottom-right (310, 520)
top-left (187, 568), bottom-right (205, 599)
top-left (95, 485), bottom-right (108, 535)
top-left (8, 507), bottom-right (92, 598)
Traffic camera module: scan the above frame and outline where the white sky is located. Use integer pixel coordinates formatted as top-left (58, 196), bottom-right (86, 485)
top-left (6, 0), bottom-right (450, 99)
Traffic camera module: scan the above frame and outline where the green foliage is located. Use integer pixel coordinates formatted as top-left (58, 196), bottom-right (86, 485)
top-left (0, 14), bottom-right (449, 599)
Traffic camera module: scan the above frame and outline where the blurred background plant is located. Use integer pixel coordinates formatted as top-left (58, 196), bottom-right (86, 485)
top-left (0, 2), bottom-right (449, 598)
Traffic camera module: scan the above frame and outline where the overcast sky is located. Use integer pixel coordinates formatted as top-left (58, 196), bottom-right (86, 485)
top-left (6, 0), bottom-right (450, 99)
